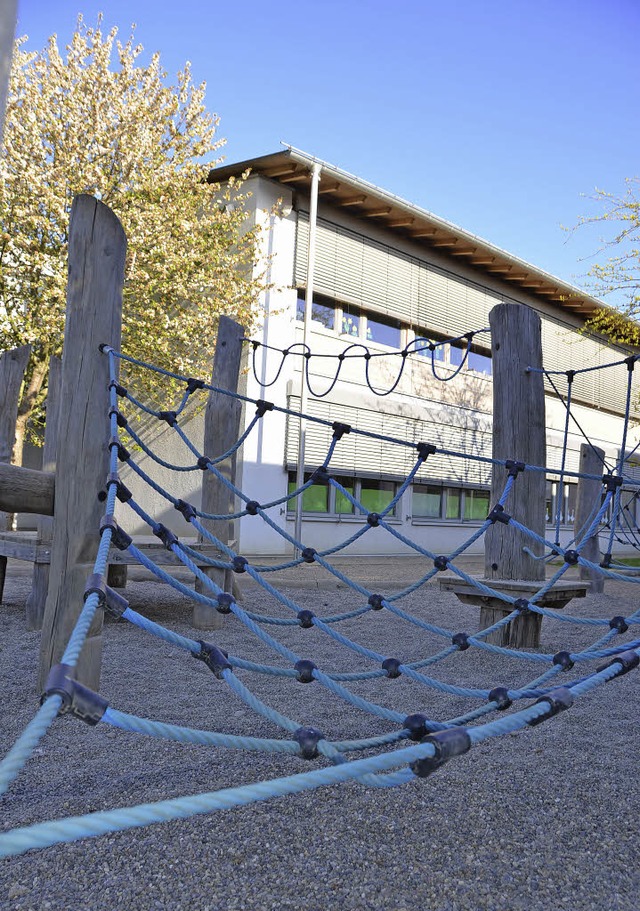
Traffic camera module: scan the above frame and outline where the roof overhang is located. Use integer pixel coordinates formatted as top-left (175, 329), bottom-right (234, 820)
top-left (208, 147), bottom-right (606, 320)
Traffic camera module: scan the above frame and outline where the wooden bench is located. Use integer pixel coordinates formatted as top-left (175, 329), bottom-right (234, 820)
top-left (438, 577), bottom-right (589, 648)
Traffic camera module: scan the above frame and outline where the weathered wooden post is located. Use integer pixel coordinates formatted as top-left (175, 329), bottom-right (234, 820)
top-left (39, 195), bottom-right (126, 690)
top-left (440, 303), bottom-right (587, 646)
top-left (193, 315), bottom-right (245, 630)
top-left (485, 303), bottom-right (547, 582)
top-left (0, 344), bottom-right (30, 595)
top-left (574, 443), bottom-right (605, 593)
top-left (25, 356), bottom-right (61, 629)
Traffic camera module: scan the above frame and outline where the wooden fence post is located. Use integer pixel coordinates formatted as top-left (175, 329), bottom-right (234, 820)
top-left (25, 356), bottom-right (61, 629)
top-left (193, 315), bottom-right (245, 630)
top-left (575, 443), bottom-right (605, 593)
top-left (39, 195), bottom-right (126, 690)
top-left (482, 303), bottom-right (547, 645)
top-left (0, 344), bottom-right (30, 598)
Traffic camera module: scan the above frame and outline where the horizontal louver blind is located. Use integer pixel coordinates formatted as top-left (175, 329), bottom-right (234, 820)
top-left (285, 396), bottom-right (493, 487)
top-left (295, 212), bottom-right (495, 337)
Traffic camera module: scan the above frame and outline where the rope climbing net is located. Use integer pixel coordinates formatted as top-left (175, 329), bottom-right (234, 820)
top-left (1, 336), bottom-right (640, 859)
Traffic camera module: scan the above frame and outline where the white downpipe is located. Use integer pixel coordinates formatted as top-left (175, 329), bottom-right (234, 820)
top-left (294, 162), bottom-right (322, 554)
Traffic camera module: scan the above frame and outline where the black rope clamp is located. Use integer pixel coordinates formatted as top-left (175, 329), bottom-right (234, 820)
top-left (159, 410), bottom-right (178, 427)
top-left (382, 657), bottom-right (402, 678)
top-left (83, 573), bottom-right (107, 604)
top-left (216, 592), bottom-right (235, 614)
top-left (245, 500), bottom-right (260, 516)
top-left (108, 438), bottom-right (130, 462)
top-left (368, 593), bottom-right (384, 610)
top-left (367, 512), bottom-right (380, 527)
top-left (297, 609), bottom-right (315, 628)
top-left (104, 585), bottom-right (129, 619)
top-left (488, 686), bottom-right (512, 710)
top-left (403, 713), bottom-right (436, 741)
top-left (302, 547), bottom-right (316, 564)
top-left (255, 399), bottom-right (275, 417)
top-left (602, 474), bottom-right (624, 492)
top-left (452, 632), bottom-right (470, 651)
top-left (527, 687), bottom-right (573, 727)
top-left (293, 726), bottom-right (324, 760)
top-left (186, 377), bottom-right (205, 393)
top-left (108, 380), bottom-right (127, 397)
top-left (433, 555), bottom-right (449, 571)
top-left (197, 456), bottom-right (212, 470)
top-left (332, 421), bottom-right (351, 440)
top-left (411, 728), bottom-right (472, 779)
top-left (108, 407), bottom-right (128, 428)
top-left (563, 549), bottom-right (580, 565)
top-left (488, 504), bottom-right (511, 525)
top-left (416, 441), bottom-right (437, 461)
top-left (600, 552), bottom-right (613, 568)
top-left (295, 659), bottom-right (317, 683)
top-left (105, 472), bottom-right (132, 503)
top-left (99, 516), bottom-right (132, 550)
top-left (625, 354), bottom-right (637, 372)
top-left (596, 649), bottom-right (640, 679)
top-left (152, 523), bottom-right (178, 550)
top-left (310, 466), bottom-right (330, 484)
top-left (553, 651), bottom-right (575, 671)
top-left (609, 616), bottom-right (629, 634)
top-left (505, 459), bottom-right (525, 477)
top-left (232, 556), bottom-right (248, 573)
top-left (42, 664), bottom-right (108, 726)
top-left (194, 641), bottom-right (232, 678)
top-left (513, 598), bottom-right (531, 614)
top-left (175, 499), bottom-right (197, 521)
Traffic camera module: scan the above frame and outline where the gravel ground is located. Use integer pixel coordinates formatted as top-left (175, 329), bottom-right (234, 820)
top-left (1, 557), bottom-right (639, 911)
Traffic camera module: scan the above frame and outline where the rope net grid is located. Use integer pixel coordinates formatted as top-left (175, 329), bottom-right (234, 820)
top-left (1, 335), bottom-right (639, 858)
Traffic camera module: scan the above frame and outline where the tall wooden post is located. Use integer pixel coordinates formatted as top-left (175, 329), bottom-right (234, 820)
top-left (575, 443), bottom-right (605, 593)
top-left (193, 315), bottom-right (245, 630)
top-left (25, 356), bottom-right (61, 629)
top-left (485, 303), bottom-right (546, 582)
top-left (0, 344), bottom-right (30, 599)
top-left (39, 195), bottom-right (126, 690)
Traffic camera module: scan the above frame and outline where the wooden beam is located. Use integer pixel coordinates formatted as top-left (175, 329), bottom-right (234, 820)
top-left (409, 228), bottom-right (438, 238)
top-left (469, 256), bottom-right (496, 266)
top-left (263, 164), bottom-right (299, 178)
top-left (362, 206), bottom-right (392, 218)
top-left (450, 247), bottom-right (478, 257)
top-left (279, 172), bottom-right (308, 184)
top-left (387, 216), bottom-right (415, 227)
top-left (0, 463), bottom-right (54, 515)
top-left (430, 237), bottom-right (458, 248)
top-left (318, 182), bottom-right (341, 194)
top-left (335, 194), bottom-right (367, 207)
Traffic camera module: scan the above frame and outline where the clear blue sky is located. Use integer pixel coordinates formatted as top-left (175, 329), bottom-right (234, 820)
top-left (14, 0), bottom-right (640, 302)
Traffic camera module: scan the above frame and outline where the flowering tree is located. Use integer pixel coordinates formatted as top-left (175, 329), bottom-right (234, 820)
top-left (575, 178), bottom-right (640, 346)
top-left (0, 15), bottom-right (264, 464)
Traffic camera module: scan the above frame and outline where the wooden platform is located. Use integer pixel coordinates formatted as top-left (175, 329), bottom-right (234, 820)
top-left (438, 577), bottom-right (589, 648)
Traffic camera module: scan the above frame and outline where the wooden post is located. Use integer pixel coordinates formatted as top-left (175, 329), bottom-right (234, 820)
top-left (0, 344), bottom-right (30, 599)
top-left (25, 356), bottom-right (61, 629)
top-left (193, 315), bottom-right (245, 630)
top-left (39, 195), bottom-right (126, 690)
top-left (482, 303), bottom-right (547, 645)
top-left (575, 443), bottom-right (605, 593)
top-left (0, 463), bottom-right (54, 515)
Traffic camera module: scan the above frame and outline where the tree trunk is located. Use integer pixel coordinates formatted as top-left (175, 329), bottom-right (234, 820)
top-left (8, 356), bottom-right (48, 531)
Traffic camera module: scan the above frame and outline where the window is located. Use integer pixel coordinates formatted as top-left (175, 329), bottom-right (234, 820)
top-left (366, 314), bottom-right (402, 348)
top-left (296, 295), bottom-right (335, 330)
top-left (287, 472), bottom-right (397, 517)
top-left (545, 481), bottom-right (578, 525)
top-left (413, 484), bottom-right (490, 522)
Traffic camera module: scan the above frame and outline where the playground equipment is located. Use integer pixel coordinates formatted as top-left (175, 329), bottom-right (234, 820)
top-left (0, 194), bottom-right (639, 859)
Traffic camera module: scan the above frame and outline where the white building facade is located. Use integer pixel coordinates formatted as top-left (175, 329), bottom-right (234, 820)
top-left (125, 149), bottom-right (640, 559)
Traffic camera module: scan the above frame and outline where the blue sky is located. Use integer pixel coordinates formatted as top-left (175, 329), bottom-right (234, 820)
top-left (14, 0), bottom-right (640, 302)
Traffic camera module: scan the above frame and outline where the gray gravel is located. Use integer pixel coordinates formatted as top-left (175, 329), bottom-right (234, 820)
top-left (1, 557), bottom-right (639, 911)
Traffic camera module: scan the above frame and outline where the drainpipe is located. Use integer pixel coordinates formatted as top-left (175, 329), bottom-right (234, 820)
top-left (294, 162), bottom-right (322, 555)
